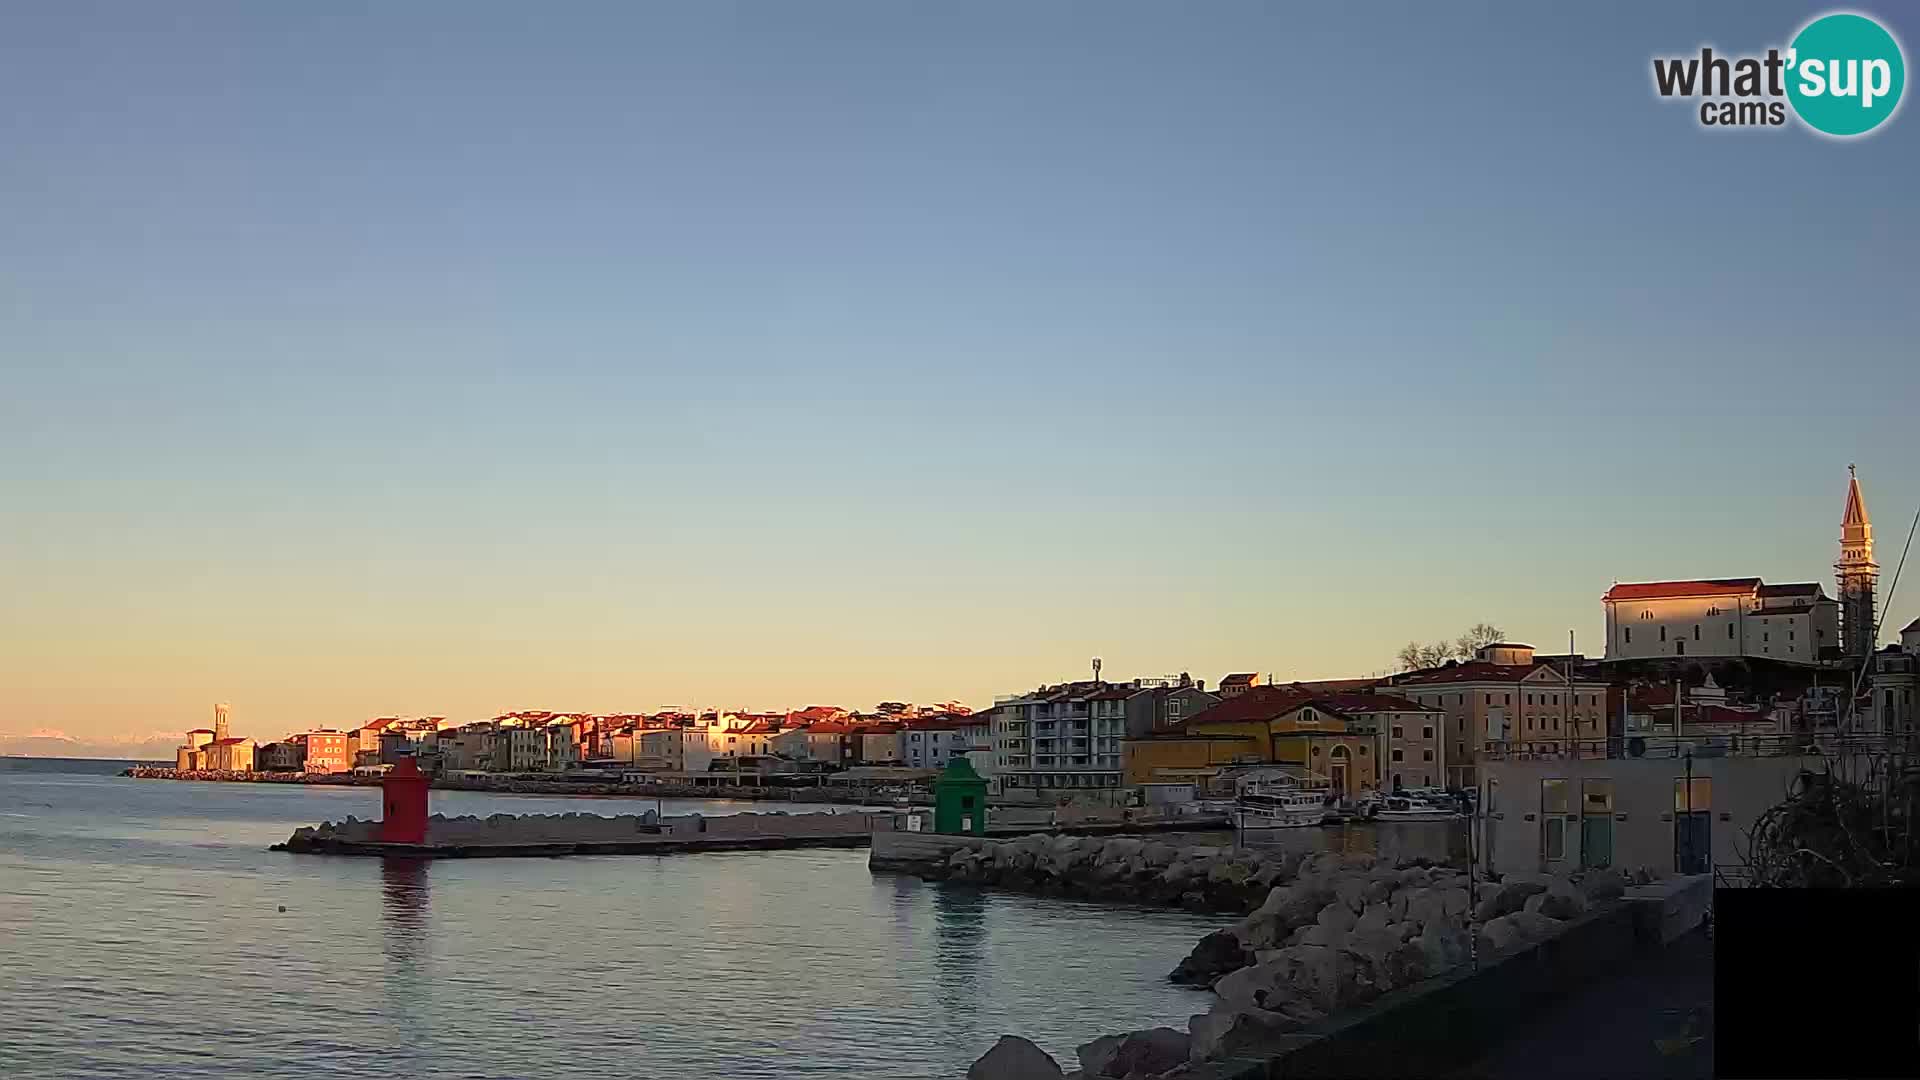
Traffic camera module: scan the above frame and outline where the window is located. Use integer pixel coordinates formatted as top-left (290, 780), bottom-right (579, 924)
top-left (1527, 694), bottom-right (1534, 706)
top-left (1391, 724), bottom-right (1403, 738)
top-left (1311, 745), bottom-right (1321, 756)
top-left (1542, 779), bottom-right (1570, 814)
top-left (1422, 749), bottom-right (1433, 761)
top-left (1504, 694), bottom-right (1511, 705)
top-left (1693, 624), bottom-right (1700, 641)
top-left (1729, 623), bottom-right (1735, 639)
top-left (1359, 744), bottom-right (1368, 755)
top-left (1422, 726), bottom-right (1434, 739)
top-left (1660, 626), bottom-right (1667, 642)
top-left (1391, 749), bottom-right (1403, 762)
top-left (1674, 777), bottom-right (1712, 811)
top-left (1625, 627), bottom-right (1632, 644)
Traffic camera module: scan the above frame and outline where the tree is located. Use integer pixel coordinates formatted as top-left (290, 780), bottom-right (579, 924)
top-left (1395, 622), bottom-right (1509, 672)
top-left (1454, 623), bottom-right (1507, 659)
top-left (1396, 640), bottom-right (1454, 671)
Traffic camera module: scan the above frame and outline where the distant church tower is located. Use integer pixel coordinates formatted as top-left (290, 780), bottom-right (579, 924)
top-left (1837, 465), bottom-right (1879, 660)
top-left (214, 702), bottom-right (232, 743)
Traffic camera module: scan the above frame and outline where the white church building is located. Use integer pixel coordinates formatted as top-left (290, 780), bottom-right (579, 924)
top-left (1602, 468), bottom-right (1875, 668)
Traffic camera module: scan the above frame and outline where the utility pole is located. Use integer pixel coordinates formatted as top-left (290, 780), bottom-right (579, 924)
top-left (1564, 630), bottom-right (1574, 754)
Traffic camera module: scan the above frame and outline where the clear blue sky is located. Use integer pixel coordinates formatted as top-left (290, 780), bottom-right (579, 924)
top-left (4, 2), bottom-right (1917, 741)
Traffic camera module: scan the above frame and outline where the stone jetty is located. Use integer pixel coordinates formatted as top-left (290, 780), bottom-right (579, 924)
top-left (275, 808), bottom-right (887, 858)
top-left (955, 838), bottom-right (1666, 1078)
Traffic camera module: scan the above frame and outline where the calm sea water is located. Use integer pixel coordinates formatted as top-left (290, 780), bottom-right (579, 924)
top-left (0, 758), bottom-right (1225, 1079)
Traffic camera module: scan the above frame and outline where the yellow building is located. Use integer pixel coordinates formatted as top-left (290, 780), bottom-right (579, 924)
top-left (1122, 733), bottom-right (1258, 787)
top-left (1124, 686), bottom-right (1381, 797)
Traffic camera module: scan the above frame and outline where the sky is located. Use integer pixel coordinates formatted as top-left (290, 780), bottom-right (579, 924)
top-left (4, 2), bottom-right (1918, 749)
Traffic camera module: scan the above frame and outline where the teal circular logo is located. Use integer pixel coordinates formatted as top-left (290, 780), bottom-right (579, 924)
top-left (1786, 13), bottom-right (1906, 137)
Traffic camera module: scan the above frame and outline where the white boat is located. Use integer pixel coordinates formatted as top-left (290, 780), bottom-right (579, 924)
top-left (1368, 794), bottom-right (1460, 822)
top-left (1234, 783), bottom-right (1328, 830)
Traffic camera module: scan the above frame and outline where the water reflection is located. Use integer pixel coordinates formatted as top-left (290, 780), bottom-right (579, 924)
top-left (379, 856), bottom-right (430, 1069)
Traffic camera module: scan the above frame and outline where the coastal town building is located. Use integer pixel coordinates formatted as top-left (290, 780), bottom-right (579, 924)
top-left (639, 727), bottom-right (715, 773)
top-left (1602, 578), bottom-right (1840, 665)
top-left (296, 731), bottom-right (353, 774)
top-left (1217, 673), bottom-right (1260, 698)
top-left (1866, 619), bottom-right (1920, 735)
top-left (201, 737), bottom-right (255, 772)
top-left (258, 740), bottom-right (304, 772)
top-left (1384, 643), bottom-right (1611, 789)
top-left (1122, 676), bottom-right (1221, 737)
top-left (1304, 691), bottom-right (1450, 792)
top-left (991, 680), bottom-right (1129, 792)
top-left (1477, 737), bottom-right (1818, 878)
top-left (1603, 471), bottom-right (1876, 667)
top-left (899, 714), bottom-right (990, 769)
top-left (174, 728), bottom-right (215, 770)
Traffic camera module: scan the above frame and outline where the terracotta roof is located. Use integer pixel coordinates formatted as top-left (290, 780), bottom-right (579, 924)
top-left (1289, 678), bottom-right (1380, 693)
top-left (1185, 685), bottom-right (1317, 726)
top-left (1220, 673), bottom-right (1259, 687)
top-left (1086, 688), bottom-right (1135, 701)
top-left (1757, 583), bottom-right (1824, 598)
top-left (1309, 692), bottom-right (1444, 715)
top-left (208, 737), bottom-right (251, 746)
top-left (904, 714), bottom-right (981, 731)
top-left (184, 728), bottom-right (215, 734)
top-left (1603, 578), bottom-right (1761, 601)
top-left (1905, 618), bottom-right (1920, 634)
top-left (1480, 643), bottom-right (1534, 650)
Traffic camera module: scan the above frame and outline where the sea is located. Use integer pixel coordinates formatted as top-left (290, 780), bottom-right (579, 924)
top-left (0, 757), bottom-right (1231, 1079)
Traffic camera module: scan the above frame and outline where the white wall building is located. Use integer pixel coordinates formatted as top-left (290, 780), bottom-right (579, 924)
top-left (991, 682), bottom-right (1129, 791)
top-left (899, 715), bottom-right (990, 769)
top-left (639, 728), bottom-right (714, 773)
top-left (1603, 578), bottom-right (1839, 664)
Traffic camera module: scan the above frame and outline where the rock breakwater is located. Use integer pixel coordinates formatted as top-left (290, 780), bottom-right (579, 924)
top-left (959, 843), bottom-right (1661, 1078)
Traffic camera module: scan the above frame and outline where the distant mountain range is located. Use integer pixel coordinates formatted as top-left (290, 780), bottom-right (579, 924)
top-left (0, 729), bottom-right (185, 761)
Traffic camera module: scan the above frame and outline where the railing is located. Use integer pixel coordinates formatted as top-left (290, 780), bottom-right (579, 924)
top-left (1481, 734), bottom-right (1919, 761)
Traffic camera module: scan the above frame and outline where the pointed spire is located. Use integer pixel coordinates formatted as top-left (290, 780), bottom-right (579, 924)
top-left (1835, 463), bottom-right (1866, 530)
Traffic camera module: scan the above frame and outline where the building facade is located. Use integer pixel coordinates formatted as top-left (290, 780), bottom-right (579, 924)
top-left (899, 714), bottom-right (990, 769)
top-left (992, 680), bottom-right (1129, 791)
top-left (1385, 644), bottom-right (1612, 789)
top-left (1602, 578), bottom-right (1840, 664)
top-left (298, 731), bottom-right (353, 774)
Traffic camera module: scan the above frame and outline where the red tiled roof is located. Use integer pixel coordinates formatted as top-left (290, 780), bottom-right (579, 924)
top-left (1220, 673), bottom-right (1259, 687)
top-left (184, 728), bottom-right (215, 734)
top-left (1185, 685), bottom-right (1316, 726)
top-left (904, 714), bottom-right (980, 731)
top-left (1288, 678), bottom-right (1380, 693)
top-left (1757, 583), bottom-right (1823, 597)
top-left (1309, 691), bottom-right (1444, 715)
top-left (1603, 578), bottom-right (1761, 601)
top-left (208, 737), bottom-right (250, 746)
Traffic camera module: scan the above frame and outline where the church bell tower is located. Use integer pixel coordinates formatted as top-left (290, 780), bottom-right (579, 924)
top-left (1836, 465), bottom-right (1878, 661)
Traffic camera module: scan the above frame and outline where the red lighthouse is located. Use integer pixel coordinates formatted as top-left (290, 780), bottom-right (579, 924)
top-left (380, 756), bottom-right (430, 844)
